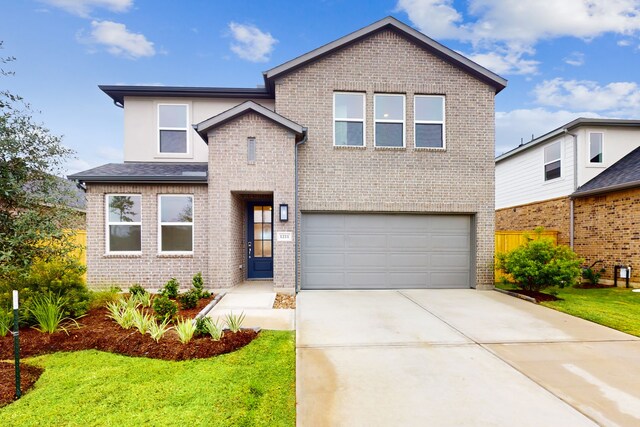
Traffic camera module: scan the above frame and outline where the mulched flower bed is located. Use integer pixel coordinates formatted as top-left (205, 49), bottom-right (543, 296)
top-left (173, 295), bottom-right (215, 318)
top-left (0, 307), bottom-right (258, 362)
top-left (0, 362), bottom-right (43, 407)
top-left (273, 293), bottom-right (296, 309)
top-left (508, 289), bottom-right (560, 302)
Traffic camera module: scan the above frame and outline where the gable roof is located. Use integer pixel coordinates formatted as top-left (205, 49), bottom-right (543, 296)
top-left (194, 101), bottom-right (306, 142)
top-left (263, 16), bottom-right (507, 94)
top-left (496, 118), bottom-right (640, 163)
top-left (572, 147), bottom-right (640, 197)
top-left (68, 162), bottom-right (208, 184)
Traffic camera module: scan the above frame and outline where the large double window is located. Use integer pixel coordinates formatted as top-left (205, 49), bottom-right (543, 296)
top-left (375, 94), bottom-right (405, 147)
top-left (334, 93), bottom-right (365, 147)
top-left (106, 195), bottom-right (142, 253)
top-left (158, 104), bottom-right (188, 154)
top-left (544, 141), bottom-right (562, 181)
top-left (415, 95), bottom-right (445, 148)
top-left (159, 195), bottom-right (194, 253)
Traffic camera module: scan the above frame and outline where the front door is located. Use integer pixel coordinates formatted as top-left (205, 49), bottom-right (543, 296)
top-left (247, 203), bottom-right (273, 279)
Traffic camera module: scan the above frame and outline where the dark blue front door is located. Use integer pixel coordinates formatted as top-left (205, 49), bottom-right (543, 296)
top-left (247, 203), bottom-right (273, 279)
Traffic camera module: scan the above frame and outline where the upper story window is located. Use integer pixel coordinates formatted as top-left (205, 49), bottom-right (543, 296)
top-left (106, 195), bottom-right (142, 253)
top-left (544, 141), bottom-right (561, 181)
top-left (334, 93), bottom-right (365, 146)
top-left (159, 195), bottom-right (194, 253)
top-left (158, 104), bottom-right (188, 154)
top-left (589, 132), bottom-right (603, 164)
top-left (415, 95), bottom-right (445, 148)
top-left (374, 94), bottom-right (405, 147)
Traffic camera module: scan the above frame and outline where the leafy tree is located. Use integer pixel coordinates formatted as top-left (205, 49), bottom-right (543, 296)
top-left (496, 231), bottom-right (583, 292)
top-left (0, 42), bottom-right (78, 282)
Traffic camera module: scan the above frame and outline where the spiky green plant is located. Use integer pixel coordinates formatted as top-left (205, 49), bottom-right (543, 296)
top-left (224, 311), bottom-right (246, 333)
top-left (175, 317), bottom-right (196, 344)
top-left (29, 293), bottom-right (79, 334)
top-left (131, 291), bottom-right (152, 308)
top-left (106, 300), bottom-right (136, 329)
top-left (204, 317), bottom-right (224, 341)
top-left (148, 318), bottom-right (172, 343)
top-left (132, 309), bottom-right (153, 334)
top-left (0, 309), bottom-right (12, 337)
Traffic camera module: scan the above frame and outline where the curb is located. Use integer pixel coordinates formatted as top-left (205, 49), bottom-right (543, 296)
top-left (494, 288), bottom-right (538, 304)
top-left (194, 292), bottom-right (226, 320)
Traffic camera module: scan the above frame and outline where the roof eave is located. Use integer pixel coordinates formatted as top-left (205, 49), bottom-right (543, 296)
top-left (68, 176), bottom-right (208, 184)
top-left (99, 85), bottom-right (274, 106)
top-left (572, 180), bottom-right (640, 198)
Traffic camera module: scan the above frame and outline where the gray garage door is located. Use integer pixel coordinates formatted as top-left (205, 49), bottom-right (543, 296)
top-left (301, 213), bottom-right (472, 290)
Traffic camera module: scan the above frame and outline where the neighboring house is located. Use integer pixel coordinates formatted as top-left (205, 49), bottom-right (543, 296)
top-left (495, 118), bottom-right (640, 285)
top-left (69, 16), bottom-right (506, 291)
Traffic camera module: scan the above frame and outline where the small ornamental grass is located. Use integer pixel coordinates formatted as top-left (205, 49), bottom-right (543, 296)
top-left (132, 309), bottom-right (153, 335)
top-left (204, 317), bottom-right (224, 341)
top-left (224, 311), bottom-right (246, 333)
top-left (29, 293), bottom-right (79, 334)
top-left (148, 318), bottom-right (172, 343)
top-left (175, 317), bottom-right (196, 344)
top-left (0, 309), bottom-right (12, 337)
top-left (106, 299), bottom-right (136, 330)
top-left (131, 290), bottom-right (152, 308)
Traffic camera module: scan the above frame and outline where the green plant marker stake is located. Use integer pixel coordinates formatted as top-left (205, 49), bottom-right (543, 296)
top-left (13, 290), bottom-right (21, 399)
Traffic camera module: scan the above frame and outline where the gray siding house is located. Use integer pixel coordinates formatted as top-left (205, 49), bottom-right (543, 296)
top-left (70, 17), bottom-right (506, 291)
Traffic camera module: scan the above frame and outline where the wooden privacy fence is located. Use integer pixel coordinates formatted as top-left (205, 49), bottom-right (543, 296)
top-left (495, 230), bottom-right (558, 282)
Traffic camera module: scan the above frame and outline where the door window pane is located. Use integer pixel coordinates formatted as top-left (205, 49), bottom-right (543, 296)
top-left (253, 206), bottom-right (263, 223)
top-left (263, 224), bottom-right (272, 240)
top-left (263, 206), bottom-right (272, 223)
top-left (263, 240), bottom-right (272, 258)
top-left (254, 240), bottom-right (263, 258)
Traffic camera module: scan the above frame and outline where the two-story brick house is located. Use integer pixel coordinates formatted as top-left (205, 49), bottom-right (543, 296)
top-left (70, 17), bottom-right (506, 291)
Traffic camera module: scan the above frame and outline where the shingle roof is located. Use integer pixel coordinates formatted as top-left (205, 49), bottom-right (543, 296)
top-left (68, 162), bottom-right (208, 183)
top-left (572, 147), bottom-right (640, 197)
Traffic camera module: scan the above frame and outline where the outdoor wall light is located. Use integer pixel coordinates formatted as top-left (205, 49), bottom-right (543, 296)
top-left (279, 204), bottom-right (289, 222)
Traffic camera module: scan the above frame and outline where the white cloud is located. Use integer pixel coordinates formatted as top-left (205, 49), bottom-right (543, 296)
top-left (618, 39), bottom-right (633, 46)
top-left (86, 20), bottom-right (155, 59)
top-left (533, 78), bottom-right (640, 113)
top-left (397, 0), bottom-right (640, 75)
top-left (42, 0), bottom-right (132, 17)
top-left (563, 51), bottom-right (585, 66)
top-left (495, 108), bottom-right (602, 155)
top-left (228, 22), bottom-right (277, 63)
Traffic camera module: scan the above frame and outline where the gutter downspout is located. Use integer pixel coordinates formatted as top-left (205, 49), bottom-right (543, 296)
top-left (564, 130), bottom-right (578, 249)
top-left (294, 128), bottom-right (308, 294)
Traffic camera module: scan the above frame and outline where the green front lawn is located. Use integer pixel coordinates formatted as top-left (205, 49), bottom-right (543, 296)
top-left (0, 330), bottom-right (295, 426)
top-left (497, 284), bottom-right (640, 337)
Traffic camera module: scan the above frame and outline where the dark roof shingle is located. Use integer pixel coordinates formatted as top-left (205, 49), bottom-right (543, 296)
top-left (573, 147), bottom-right (640, 197)
top-left (68, 162), bottom-right (208, 183)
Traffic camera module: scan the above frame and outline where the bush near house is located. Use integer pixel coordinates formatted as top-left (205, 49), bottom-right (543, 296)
top-left (496, 233), bottom-right (583, 292)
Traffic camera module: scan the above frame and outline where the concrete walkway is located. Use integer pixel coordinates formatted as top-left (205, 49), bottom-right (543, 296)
top-left (206, 281), bottom-right (295, 330)
top-left (296, 289), bottom-right (640, 427)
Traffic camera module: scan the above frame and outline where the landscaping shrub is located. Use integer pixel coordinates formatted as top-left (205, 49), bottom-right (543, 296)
top-left (194, 316), bottom-right (209, 336)
top-left (148, 318), bottom-right (171, 343)
top-left (131, 290), bottom-right (152, 308)
top-left (152, 295), bottom-right (178, 323)
top-left (132, 309), bottom-right (153, 334)
top-left (224, 311), bottom-right (246, 333)
top-left (0, 309), bottom-right (11, 337)
top-left (0, 259), bottom-right (89, 325)
top-left (496, 236), bottom-right (583, 292)
top-left (177, 289), bottom-right (198, 310)
top-left (204, 318), bottom-right (224, 341)
top-left (129, 284), bottom-right (146, 296)
top-left (88, 288), bottom-right (122, 310)
top-left (159, 278), bottom-right (179, 299)
top-left (582, 263), bottom-right (606, 285)
top-left (29, 293), bottom-right (78, 333)
top-left (175, 317), bottom-right (196, 344)
top-left (192, 272), bottom-right (210, 299)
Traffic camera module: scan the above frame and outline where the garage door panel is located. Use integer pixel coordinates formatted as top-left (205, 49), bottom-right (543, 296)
top-left (301, 213), bottom-right (471, 289)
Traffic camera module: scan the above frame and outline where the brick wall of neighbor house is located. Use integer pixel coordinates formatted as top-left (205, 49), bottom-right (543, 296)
top-left (85, 184), bottom-right (209, 289)
top-left (574, 188), bottom-right (640, 285)
top-left (495, 197), bottom-right (571, 246)
top-left (274, 29), bottom-right (496, 288)
top-left (208, 112), bottom-right (296, 289)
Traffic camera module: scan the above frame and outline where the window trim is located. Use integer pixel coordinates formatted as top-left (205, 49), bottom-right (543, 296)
top-left (333, 92), bottom-right (366, 147)
top-left (105, 194), bottom-right (142, 255)
top-left (414, 95), bottom-right (446, 150)
top-left (158, 194), bottom-right (195, 255)
top-left (374, 93), bottom-right (406, 148)
top-left (157, 103), bottom-right (190, 157)
top-left (543, 141), bottom-right (562, 182)
top-left (587, 132), bottom-right (604, 166)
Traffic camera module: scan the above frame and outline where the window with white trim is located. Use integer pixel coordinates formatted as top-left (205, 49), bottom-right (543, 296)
top-left (106, 195), bottom-right (142, 253)
top-left (334, 92), bottom-right (365, 146)
top-left (158, 104), bottom-right (188, 154)
top-left (589, 132), bottom-right (603, 164)
top-left (415, 95), bottom-right (445, 148)
top-left (159, 195), bottom-right (194, 253)
top-left (544, 141), bottom-right (561, 181)
top-left (374, 94), bottom-right (405, 147)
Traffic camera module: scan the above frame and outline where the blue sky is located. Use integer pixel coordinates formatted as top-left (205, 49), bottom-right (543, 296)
top-left (4, 0), bottom-right (640, 175)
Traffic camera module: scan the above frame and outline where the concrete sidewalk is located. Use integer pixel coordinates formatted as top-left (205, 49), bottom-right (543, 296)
top-left (296, 289), bottom-right (640, 426)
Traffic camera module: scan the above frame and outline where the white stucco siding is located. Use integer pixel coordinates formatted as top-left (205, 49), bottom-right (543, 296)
top-left (123, 97), bottom-right (275, 162)
top-left (495, 134), bottom-right (575, 209)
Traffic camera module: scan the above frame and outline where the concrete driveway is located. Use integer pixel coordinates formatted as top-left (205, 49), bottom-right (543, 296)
top-left (296, 290), bottom-right (640, 427)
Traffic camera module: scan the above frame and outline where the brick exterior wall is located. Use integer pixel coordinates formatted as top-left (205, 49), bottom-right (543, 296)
top-left (574, 188), bottom-right (640, 285)
top-left (85, 184), bottom-right (209, 289)
top-left (207, 112), bottom-right (296, 289)
top-left (274, 29), bottom-right (497, 288)
top-left (495, 197), bottom-right (571, 246)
